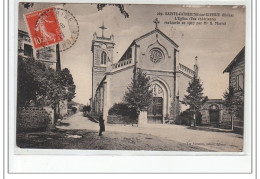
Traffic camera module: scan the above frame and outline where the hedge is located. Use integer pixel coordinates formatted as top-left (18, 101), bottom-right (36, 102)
top-left (107, 115), bottom-right (136, 124)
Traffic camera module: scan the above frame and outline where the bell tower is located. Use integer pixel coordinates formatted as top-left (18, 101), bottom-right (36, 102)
top-left (91, 23), bottom-right (115, 111)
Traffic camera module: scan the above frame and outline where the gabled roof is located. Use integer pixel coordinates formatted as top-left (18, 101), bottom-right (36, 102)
top-left (118, 28), bottom-right (179, 62)
top-left (134, 28), bottom-right (179, 48)
top-left (223, 47), bottom-right (245, 73)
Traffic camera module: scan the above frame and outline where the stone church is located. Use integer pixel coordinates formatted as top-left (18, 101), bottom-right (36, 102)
top-left (90, 19), bottom-right (197, 124)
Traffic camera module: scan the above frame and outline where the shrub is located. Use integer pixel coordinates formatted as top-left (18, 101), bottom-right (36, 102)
top-left (108, 103), bottom-right (129, 116)
top-left (86, 105), bottom-right (91, 112)
top-left (83, 105), bottom-right (91, 116)
top-left (175, 116), bottom-right (191, 126)
top-left (123, 70), bottom-right (153, 120)
top-left (83, 105), bottom-right (87, 112)
top-left (174, 110), bottom-right (193, 126)
top-left (72, 107), bottom-right (77, 113)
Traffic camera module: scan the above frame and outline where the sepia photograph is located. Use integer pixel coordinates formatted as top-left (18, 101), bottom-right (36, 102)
top-left (16, 3), bottom-right (245, 152)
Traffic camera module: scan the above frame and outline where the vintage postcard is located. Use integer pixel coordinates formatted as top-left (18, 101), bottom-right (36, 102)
top-left (16, 3), bottom-right (246, 153)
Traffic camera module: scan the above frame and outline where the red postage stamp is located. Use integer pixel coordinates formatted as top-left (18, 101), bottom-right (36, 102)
top-left (24, 7), bottom-right (63, 49)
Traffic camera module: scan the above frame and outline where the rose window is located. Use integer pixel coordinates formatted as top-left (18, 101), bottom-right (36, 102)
top-left (150, 48), bottom-right (164, 63)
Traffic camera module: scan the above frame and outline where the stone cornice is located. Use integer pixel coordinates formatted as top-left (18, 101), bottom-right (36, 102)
top-left (106, 65), bottom-right (134, 75)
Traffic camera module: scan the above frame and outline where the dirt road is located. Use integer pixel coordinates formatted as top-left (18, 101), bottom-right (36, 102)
top-left (55, 112), bottom-right (243, 152)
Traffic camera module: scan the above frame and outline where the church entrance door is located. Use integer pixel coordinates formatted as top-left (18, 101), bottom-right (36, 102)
top-left (209, 104), bottom-right (220, 125)
top-left (148, 97), bottom-right (163, 123)
top-left (148, 83), bottom-right (165, 124)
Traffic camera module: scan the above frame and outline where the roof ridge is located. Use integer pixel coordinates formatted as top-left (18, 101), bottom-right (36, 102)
top-left (223, 46), bottom-right (245, 73)
top-left (134, 28), bottom-right (179, 48)
top-left (118, 28), bottom-right (179, 62)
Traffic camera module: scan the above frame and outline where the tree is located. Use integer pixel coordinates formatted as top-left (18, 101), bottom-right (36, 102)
top-left (108, 103), bottom-right (129, 116)
top-left (21, 2), bottom-right (34, 9)
top-left (86, 105), bottom-right (91, 113)
top-left (17, 56), bottom-right (50, 107)
top-left (17, 56), bottom-right (76, 120)
top-left (72, 107), bottom-right (77, 113)
top-left (68, 100), bottom-right (77, 110)
top-left (124, 70), bottom-right (153, 120)
top-left (97, 4), bottom-right (129, 18)
top-left (223, 86), bottom-right (244, 130)
top-left (82, 105), bottom-right (88, 116)
top-left (83, 105), bottom-right (91, 116)
top-left (21, 3), bottom-right (130, 18)
top-left (43, 68), bottom-right (76, 109)
top-left (182, 75), bottom-right (208, 126)
top-left (44, 68), bottom-right (76, 122)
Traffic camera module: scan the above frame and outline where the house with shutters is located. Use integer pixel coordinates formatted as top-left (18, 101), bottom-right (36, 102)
top-left (223, 47), bottom-right (245, 133)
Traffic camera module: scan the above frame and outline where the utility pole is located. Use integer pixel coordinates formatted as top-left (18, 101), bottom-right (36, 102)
top-left (56, 43), bottom-right (61, 71)
top-left (54, 43), bottom-right (61, 124)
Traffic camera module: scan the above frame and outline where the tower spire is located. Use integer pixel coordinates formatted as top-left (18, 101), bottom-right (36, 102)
top-left (194, 56), bottom-right (199, 77)
top-left (99, 22), bottom-right (107, 37)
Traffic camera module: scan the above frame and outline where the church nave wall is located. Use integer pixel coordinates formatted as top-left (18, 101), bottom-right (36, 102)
top-left (106, 66), bottom-right (134, 113)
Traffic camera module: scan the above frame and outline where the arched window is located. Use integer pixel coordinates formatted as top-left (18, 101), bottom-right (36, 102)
top-left (101, 51), bottom-right (107, 65)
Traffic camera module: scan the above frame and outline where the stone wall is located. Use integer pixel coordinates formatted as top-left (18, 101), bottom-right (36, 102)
top-left (107, 115), bottom-right (135, 124)
top-left (92, 66), bottom-right (106, 99)
top-left (17, 107), bottom-right (51, 132)
top-left (200, 99), bottom-right (230, 126)
top-left (107, 66), bottom-right (134, 112)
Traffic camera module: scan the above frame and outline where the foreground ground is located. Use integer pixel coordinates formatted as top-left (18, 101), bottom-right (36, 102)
top-left (17, 128), bottom-right (209, 151)
top-left (17, 112), bottom-right (243, 152)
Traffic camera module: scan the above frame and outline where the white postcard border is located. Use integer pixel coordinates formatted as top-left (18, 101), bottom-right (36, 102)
top-left (7, 0), bottom-right (254, 174)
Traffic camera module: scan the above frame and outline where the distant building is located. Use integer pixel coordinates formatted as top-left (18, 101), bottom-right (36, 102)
top-left (18, 29), bottom-right (56, 68)
top-left (18, 30), bottom-right (35, 58)
top-left (223, 47), bottom-right (245, 133)
top-left (223, 47), bottom-right (245, 92)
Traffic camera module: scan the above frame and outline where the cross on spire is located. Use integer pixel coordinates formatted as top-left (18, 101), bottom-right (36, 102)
top-left (195, 56), bottom-right (198, 65)
top-left (153, 18), bottom-right (160, 29)
top-left (99, 22), bottom-right (107, 37)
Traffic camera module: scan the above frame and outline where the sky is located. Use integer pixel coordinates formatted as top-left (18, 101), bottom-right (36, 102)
top-left (19, 3), bottom-right (245, 105)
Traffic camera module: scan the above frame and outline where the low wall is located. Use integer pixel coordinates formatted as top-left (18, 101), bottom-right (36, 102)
top-left (234, 120), bottom-right (244, 134)
top-left (107, 115), bottom-right (136, 124)
top-left (17, 107), bottom-right (51, 132)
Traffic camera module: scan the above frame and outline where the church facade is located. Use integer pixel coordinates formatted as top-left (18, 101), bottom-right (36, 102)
top-left (90, 20), bottom-right (197, 124)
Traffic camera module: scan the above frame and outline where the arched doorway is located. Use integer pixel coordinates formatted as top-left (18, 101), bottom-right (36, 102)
top-left (209, 104), bottom-right (220, 125)
top-left (147, 82), bottom-right (168, 124)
